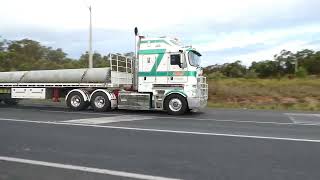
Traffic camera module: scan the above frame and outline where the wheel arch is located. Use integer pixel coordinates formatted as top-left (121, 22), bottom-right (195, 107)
top-left (89, 89), bottom-right (114, 102)
top-left (164, 90), bottom-right (187, 98)
top-left (163, 92), bottom-right (188, 110)
top-left (66, 89), bottom-right (90, 102)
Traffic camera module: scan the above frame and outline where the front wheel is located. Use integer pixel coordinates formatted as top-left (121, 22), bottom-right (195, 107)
top-left (164, 94), bottom-right (188, 115)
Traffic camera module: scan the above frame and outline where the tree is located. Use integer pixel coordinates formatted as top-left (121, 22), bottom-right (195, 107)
top-left (296, 67), bottom-right (308, 78)
top-left (250, 60), bottom-right (278, 78)
top-left (78, 51), bottom-right (110, 68)
top-left (44, 47), bottom-right (67, 63)
top-left (0, 37), bottom-right (6, 52)
top-left (296, 49), bottom-right (320, 75)
top-left (274, 49), bottom-right (295, 75)
top-left (0, 37), bottom-right (9, 71)
top-left (5, 39), bottom-right (44, 70)
top-left (221, 61), bottom-right (247, 78)
top-left (8, 39), bottom-right (44, 60)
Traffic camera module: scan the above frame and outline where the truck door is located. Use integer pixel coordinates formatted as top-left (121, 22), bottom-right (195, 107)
top-left (141, 55), bottom-right (156, 83)
top-left (168, 53), bottom-right (188, 83)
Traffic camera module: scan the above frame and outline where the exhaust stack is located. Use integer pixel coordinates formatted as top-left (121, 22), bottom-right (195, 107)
top-left (133, 27), bottom-right (140, 91)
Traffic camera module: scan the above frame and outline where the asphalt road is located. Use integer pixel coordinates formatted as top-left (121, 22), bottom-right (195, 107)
top-left (1, 102), bottom-right (320, 180)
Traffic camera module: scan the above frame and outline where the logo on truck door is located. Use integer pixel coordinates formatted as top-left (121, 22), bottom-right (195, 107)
top-left (174, 71), bottom-right (184, 76)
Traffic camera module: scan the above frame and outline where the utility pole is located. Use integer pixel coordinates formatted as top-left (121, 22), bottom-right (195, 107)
top-left (88, 6), bottom-right (93, 68)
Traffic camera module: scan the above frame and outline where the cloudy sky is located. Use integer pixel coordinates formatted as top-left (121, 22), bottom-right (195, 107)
top-left (1, 0), bottom-right (320, 66)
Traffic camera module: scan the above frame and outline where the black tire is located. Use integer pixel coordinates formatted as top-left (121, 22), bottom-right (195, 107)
top-left (90, 92), bottom-right (111, 112)
top-left (66, 91), bottom-right (88, 111)
top-left (164, 94), bottom-right (188, 115)
top-left (4, 99), bottom-right (19, 106)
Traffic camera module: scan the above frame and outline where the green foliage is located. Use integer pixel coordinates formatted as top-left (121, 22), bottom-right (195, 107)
top-left (274, 49), bottom-right (296, 74)
top-left (204, 49), bottom-right (320, 78)
top-left (244, 70), bottom-right (258, 79)
top-left (204, 61), bottom-right (247, 78)
top-left (0, 38), bottom-right (5, 52)
top-left (224, 61), bottom-right (247, 77)
top-left (297, 50), bottom-right (320, 75)
top-left (0, 37), bottom-right (118, 72)
top-left (78, 52), bottom-right (110, 68)
top-left (296, 67), bottom-right (308, 78)
top-left (250, 60), bottom-right (278, 78)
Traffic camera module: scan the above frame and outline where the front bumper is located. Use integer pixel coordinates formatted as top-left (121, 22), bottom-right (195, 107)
top-left (187, 97), bottom-right (207, 110)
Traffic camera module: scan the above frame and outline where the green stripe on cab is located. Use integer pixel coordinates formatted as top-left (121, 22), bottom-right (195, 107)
top-left (138, 71), bottom-right (197, 77)
top-left (140, 40), bottom-right (170, 45)
top-left (138, 49), bottom-right (166, 54)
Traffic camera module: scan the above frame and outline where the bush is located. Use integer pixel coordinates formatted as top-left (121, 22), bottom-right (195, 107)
top-left (296, 67), bottom-right (308, 78)
top-left (244, 70), bottom-right (258, 79)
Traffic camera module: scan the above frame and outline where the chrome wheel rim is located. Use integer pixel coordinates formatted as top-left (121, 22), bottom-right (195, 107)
top-left (70, 95), bottom-right (81, 107)
top-left (169, 98), bottom-right (182, 112)
top-left (94, 96), bottom-right (106, 109)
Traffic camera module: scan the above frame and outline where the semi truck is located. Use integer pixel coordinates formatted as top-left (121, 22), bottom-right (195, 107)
top-left (0, 29), bottom-right (208, 115)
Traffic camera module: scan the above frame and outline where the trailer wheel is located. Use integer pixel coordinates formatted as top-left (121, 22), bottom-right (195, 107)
top-left (90, 92), bottom-right (111, 112)
top-left (4, 99), bottom-right (19, 106)
top-left (164, 94), bottom-right (188, 115)
top-left (66, 91), bottom-right (88, 111)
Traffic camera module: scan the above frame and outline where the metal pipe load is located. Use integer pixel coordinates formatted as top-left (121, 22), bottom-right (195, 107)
top-left (0, 68), bottom-right (112, 83)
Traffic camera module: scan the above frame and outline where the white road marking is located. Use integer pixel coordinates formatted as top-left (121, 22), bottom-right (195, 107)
top-left (37, 109), bottom-right (303, 126)
top-left (286, 114), bottom-right (297, 123)
top-left (40, 109), bottom-right (126, 116)
top-left (62, 115), bottom-right (155, 124)
top-left (2, 108), bottom-right (315, 126)
top-left (285, 113), bottom-right (320, 124)
top-left (1, 107), bottom-right (320, 126)
top-left (286, 113), bottom-right (320, 117)
top-left (0, 156), bottom-right (180, 180)
top-left (1, 118), bottom-right (320, 143)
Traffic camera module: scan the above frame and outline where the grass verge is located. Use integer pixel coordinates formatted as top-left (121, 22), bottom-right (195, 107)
top-left (207, 78), bottom-right (320, 111)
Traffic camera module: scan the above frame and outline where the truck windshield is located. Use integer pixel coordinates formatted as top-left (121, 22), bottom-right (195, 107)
top-left (188, 51), bottom-right (201, 67)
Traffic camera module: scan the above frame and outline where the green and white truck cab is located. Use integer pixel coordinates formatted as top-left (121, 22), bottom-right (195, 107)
top-left (136, 36), bottom-right (208, 114)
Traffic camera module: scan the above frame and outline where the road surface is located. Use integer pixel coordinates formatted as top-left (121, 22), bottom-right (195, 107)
top-left (1, 102), bottom-right (320, 180)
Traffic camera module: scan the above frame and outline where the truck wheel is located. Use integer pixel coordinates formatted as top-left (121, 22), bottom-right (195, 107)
top-left (164, 94), bottom-right (188, 115)
top-left (90, 92), bottom-right (111, 112)
top-left (66, 91), bottom-right (88, 111)
top-left (4, 99), bottom-right (19, 106)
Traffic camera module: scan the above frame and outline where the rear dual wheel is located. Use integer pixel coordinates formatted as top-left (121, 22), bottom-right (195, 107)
top-left (66, 91), bottom-right (89, 111)
top-left (90, 92), bottom-right (111, 112)
top-left (66, 91), bottom-right (112, 112)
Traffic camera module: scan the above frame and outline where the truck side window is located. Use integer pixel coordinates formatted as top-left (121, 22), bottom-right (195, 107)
top-left (170, 54), bottom-right (181, 67)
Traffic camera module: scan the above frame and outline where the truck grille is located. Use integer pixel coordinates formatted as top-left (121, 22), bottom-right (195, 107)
top-left (197, 76), bottom-right (208, 99)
